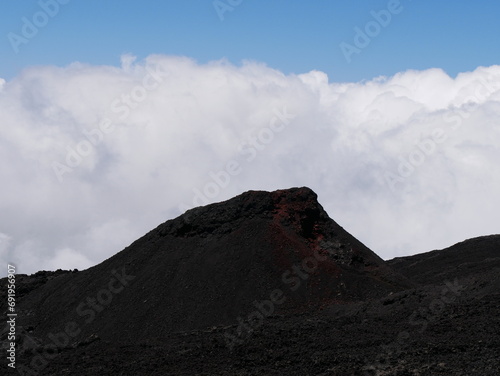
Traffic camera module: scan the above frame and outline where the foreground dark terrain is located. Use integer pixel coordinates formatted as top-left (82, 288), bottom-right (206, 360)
top-left (1, 187), bottom-right (499, 375)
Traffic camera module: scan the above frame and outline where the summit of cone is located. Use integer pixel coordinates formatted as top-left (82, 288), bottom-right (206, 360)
top-left (9, 187), bottom-right (412, 345)
top-left (3, 188), bottom-right (499, 375)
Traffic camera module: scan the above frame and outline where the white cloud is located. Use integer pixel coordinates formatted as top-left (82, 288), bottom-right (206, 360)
top-left (1, 55), bottom-right (499, 276)
top-left (44, 248), bottom-right (94, 272)
top-left (0, 232), bottom-right (12, 263)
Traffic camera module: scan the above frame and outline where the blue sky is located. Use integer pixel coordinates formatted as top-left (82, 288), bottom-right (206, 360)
top-left (1, 0), bottom-right (499, 82)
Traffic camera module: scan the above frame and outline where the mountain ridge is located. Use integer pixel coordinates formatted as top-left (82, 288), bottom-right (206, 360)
top-left (1, 187), bottom-right (498, 375)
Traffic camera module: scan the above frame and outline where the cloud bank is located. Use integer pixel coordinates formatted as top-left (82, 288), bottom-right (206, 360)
top-left (1, 55), bottom-right (499, 276)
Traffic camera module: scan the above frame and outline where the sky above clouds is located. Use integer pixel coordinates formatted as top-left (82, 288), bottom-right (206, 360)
top-left (0, 1), bottom-right (499, 276)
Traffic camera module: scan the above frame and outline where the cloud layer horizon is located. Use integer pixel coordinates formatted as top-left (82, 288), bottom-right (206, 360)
top-left (1, 54), bottom-right (499, 276)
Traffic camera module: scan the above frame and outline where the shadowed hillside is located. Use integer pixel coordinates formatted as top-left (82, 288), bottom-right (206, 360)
top-left (1, 187), bottom-right (498, 375)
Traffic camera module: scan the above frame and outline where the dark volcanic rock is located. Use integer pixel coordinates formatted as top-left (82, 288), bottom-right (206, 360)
top-left (2, 187), bottom-right (499, 375)
top-left (387, 234), bottom-right (500, 285)
top-left (0, 269), bottom-right (75, 304)
top-left (7, 188), bottom-right (411, 346)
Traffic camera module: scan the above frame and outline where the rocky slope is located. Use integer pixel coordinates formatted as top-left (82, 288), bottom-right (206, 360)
top-left (1, 187), bottom-right (498, 375)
